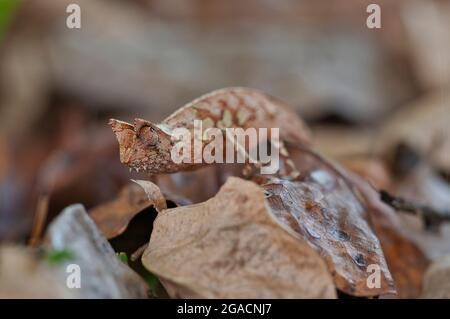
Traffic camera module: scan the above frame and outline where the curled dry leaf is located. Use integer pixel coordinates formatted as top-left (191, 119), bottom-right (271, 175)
top-left (90, 183), bottom-right (156, 239)
top-left (109, 87), bottom-right (311, 175)
top-left (90, 181), bottom-right (167, 239)
top-left (259, 147), bottom-right (395, 297)
top-left (131, 179), bottom-right (167, 213)
top-left (143, 177), bottom-right (336, 299)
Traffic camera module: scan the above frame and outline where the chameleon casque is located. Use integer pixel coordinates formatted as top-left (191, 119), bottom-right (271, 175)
top-left (109, 87), bottom-right (311, 175)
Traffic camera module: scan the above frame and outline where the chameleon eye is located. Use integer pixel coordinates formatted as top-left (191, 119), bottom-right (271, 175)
top-left (138, 126), bottom-right (159, 147)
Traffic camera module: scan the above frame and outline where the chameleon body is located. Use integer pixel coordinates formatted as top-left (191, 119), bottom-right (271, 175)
top-left (109, 87), bottom-right (311, 175)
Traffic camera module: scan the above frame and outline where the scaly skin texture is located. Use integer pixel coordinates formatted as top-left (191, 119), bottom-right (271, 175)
top-left (109, 87), bottom-right (311, 174)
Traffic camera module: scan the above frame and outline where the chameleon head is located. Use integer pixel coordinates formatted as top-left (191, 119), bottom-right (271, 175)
top-left (109, 118), bottom-right (172, 173)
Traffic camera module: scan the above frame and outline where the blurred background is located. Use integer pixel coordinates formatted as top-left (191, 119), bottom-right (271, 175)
top-left (0, 0), bottom-right (448, 246)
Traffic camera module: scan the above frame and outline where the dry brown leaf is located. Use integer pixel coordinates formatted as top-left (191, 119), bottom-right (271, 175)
top-left (263, 178), bottom-right (394, 297)
top-left (401, 0), bottom-right (450, 89)
top-left (253, 146), bottom-right (394, 296)
top-left (377, 91), bottom-right (450, 174)
top-left (90, 182), bottom-right (165, 239)
top-left (143, 177), bottom-right (336, 299)
top-left (131, 179), bottom-right (167, 213)
top-left (369, 210), bottom-right (428, 299)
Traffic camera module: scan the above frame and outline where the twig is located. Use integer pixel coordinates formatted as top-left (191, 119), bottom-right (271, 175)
top-left (379, 190), bottom-right (450, 230)
top-left (29, 194), bottom-right (49, 247)
top-left (131, 243), bottom-right (148, 262)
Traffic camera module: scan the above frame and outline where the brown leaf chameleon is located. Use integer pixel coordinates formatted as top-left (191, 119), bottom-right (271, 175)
top-left (109, 87), bottom-right (311, 175)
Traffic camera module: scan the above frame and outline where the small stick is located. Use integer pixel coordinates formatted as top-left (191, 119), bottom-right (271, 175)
top-left (379, 190), bottom-right (450, 230)
top-left (29, 194), bottom-right (49, 247)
